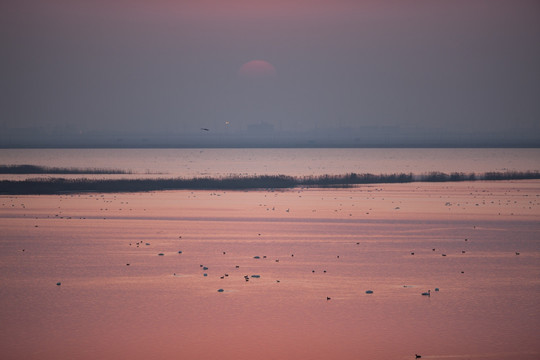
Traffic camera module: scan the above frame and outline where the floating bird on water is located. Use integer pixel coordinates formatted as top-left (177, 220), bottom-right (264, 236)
top-left (415, 355), bottom-right (422, 359)
top-left (421, 290), bottom-right (431, 296)
top-left (201, 128), bottom-right (210, 131)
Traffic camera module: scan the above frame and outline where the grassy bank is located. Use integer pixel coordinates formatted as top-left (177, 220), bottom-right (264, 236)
top-left (1, 171), bottom-right (539, 194)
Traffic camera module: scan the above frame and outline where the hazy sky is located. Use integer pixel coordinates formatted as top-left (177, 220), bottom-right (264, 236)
top-left (1, 0), bottom-right (539, 145)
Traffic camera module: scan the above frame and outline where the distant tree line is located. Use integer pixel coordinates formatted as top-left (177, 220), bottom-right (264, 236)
top-left (1, 171), bottom-right (539, 195)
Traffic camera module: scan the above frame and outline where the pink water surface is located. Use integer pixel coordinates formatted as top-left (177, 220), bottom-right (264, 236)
top-left (1, 181), bottom-right (539, 359)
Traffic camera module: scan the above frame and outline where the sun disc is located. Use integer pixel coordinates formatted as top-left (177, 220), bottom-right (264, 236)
top-left (238, 60), bottom-right (277, 79)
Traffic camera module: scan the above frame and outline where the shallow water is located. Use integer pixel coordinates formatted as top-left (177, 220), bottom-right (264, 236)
top-left (1, 181), bottom-right (539, 359)
top-left (1, 148), bottom-right (539, 179)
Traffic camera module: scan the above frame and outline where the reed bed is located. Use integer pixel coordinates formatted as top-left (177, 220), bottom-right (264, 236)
top-left (1, 171), bottom-right (539, 194)
top-left (0, 165), bottom-right (131, 174)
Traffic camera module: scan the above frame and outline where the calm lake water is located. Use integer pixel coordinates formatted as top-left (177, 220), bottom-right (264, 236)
top-left (1, 148), bottom-right (539, 178)
top-left (0, 149), bottom-right (539, 359)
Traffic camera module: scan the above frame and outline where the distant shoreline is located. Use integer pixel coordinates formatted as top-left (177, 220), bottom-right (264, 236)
top-left (1, 171), bottom-right (539, 195)
top-left (0, 165), bottom-right (131, 175)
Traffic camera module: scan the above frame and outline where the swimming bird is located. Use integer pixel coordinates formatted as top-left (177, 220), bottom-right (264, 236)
top-left (201, 128), bottom-right (210, 131)
top-left (415, 355), bottom-right (422, 359)
top-left (421, 290), bottom-right (431, 296)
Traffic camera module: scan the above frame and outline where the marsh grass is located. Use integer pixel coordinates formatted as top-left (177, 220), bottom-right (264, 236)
top-left (1, 171), bottom-right (539, 194)
top-left (0, 165), bottom-right (131, 174)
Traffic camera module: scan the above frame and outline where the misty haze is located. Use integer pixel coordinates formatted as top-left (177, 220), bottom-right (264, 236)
top-left (1, 0), bottom-right (539, 147)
